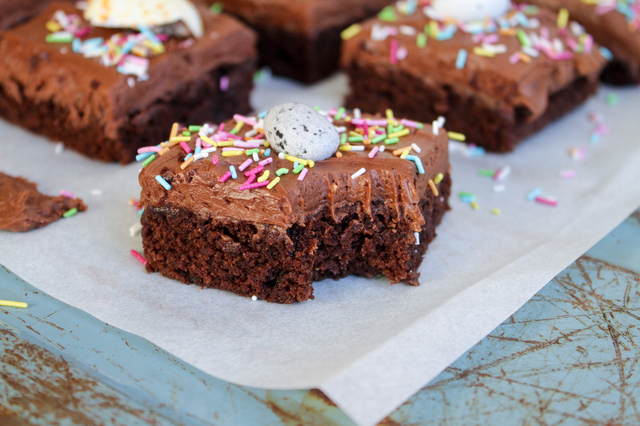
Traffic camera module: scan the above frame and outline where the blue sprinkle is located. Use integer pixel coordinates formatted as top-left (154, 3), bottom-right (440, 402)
top-left (293, 161), bottom-right (299, 168)
top-left (184, 153), bottom-right (193, 160)
top-left (138, 207), bottom-right (145, 217)
top-left (72, 38), bottom-right (81, 53)
top-left (527, 188), bottom-right (542, 201)
top-left (83, 37), bottom-right (104, 47)
top-left (258, 110), bottom-right (268, 119)
top-left (136, 152), bottom-right (153, 161)
top-left (195, 144), bottom-right (202, 155)
top-left (590, 133), bottom-right (600, 144)
top-left (137, 24), bottom-right (162, 46)
top-left (264, 148), bottom-right (271, 156)
top-left (120, 39), bottom-right (136, 56)
top-left (469, 147), bottom-right (486, 157)
top-left (599, 46), bottom-right (613, 61)
top-left (455, 49), bottom-right (467, 69)
top-left (406, 155), bottom-right (425, 174)
top-left (155, 175), bottom-right (171, 190)
top-left (230, 165), bottom-right (237, 179)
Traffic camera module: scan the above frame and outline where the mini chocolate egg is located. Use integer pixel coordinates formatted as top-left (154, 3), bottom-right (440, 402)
top-left (264, 103), bottom-right (340, 162)
top-left (431, 0), bottom-right (510, 22)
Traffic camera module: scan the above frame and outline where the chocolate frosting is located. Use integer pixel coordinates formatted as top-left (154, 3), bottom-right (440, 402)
top-left (515, 0), bottom-right (640, 72)
top-left (0, 173), bottom-right (87, 232)
top-left (0, 2), bottom-right (256, 144)
top-left (218, 0), bottom-right (393, 34)
top-left (139, 115), bottom-right (449, 232)
top-left (341, 6), bottom-right (606, 122)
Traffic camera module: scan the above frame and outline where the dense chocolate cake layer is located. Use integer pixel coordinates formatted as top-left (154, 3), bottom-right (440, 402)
top-left (515, 0), bottom-right (640, 84)
top-left (138, 112), bottom-right (450, 303)
top-left (0, 172), bottom-right (86, 232)
top-left (341, 4), bottom-right (607, 152)
top-left (0, 0), bottom-right (68, 30)
top-left (214, 0), bottom-right (392, 83)
top-left (0, 3), bottom-right (257, 163)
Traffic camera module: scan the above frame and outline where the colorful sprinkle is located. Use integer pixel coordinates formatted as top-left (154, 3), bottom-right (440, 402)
top-left (130, 249), bottom-right (147, 266)
top-left (351, 168), bottom-right (366, 179)
top-left (155, 175), bottom-right (171, 190)
top-left (0, 300), bottom-right (28, 309)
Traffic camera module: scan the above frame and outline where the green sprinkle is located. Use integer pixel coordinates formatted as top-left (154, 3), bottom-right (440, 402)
top-left (142, 154), bottom-right (156, 167)
top-left (276, 168), bottom-right (290, 176)
top-left (63, 207), bottom-right (78, 218)
top-left (46, 32), bottom-right (73, 43)
top-left (516, 29), bottom-right (531, 48)
top-left (371, 135), bottom-right (386, 144)
top-left (210, 2), bottom-right (224, 14)
top-left (378, 6), bottom-right (397, 22)
top-left (245, 148), bottom-right (260, 155)
top-left (434, 173), bottom-right (444, 184)
top-left (182, 131), bottom-right (191, 136)
top-left (335, 107), bottom-right (346, 121)
top-left (293, 164), bottom-right (305, 174)
top-left (188, 125), bottom-right (202, 132)
top-left (417, 33), bottom-right (427, 48)
top-left (340, 133), bottom-right (347, 145)
top-left (606, 93), bottom-right (618, 106)
top-left (478, 169), bottom-right (495, 177)
top-left (349, 136), bottom-right (364, 142)
top-left (385, 138), bottom-right (399, 145)
top-left (314, 106), bottom-right (320, 111)
top-left (416, 123), bottom-right (424, 129)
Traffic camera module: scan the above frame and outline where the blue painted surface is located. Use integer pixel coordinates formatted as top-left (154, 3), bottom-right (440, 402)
top-left (1, 209), bottom-right (639, 425)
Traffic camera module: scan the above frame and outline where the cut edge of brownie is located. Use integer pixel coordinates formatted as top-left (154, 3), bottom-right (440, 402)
top-left (141, 173), bottom-right (451, 304)
top-left (343, 61), bottom-right (601, 152)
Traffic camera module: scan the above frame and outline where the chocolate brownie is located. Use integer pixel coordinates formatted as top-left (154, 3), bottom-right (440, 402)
top-left (211, 0), bottom-right (393, 84)
top-left (0, 172), bottom-right (86, 232)
top-left (137, 105), bottom-right (451, 303)
top-left (0, 2), bottom-right (257, 163)
top-left (341, 2), bottom-right (608, 152)
top-left (514, 0), bottom-right (640, 85)
top-left (0, 0), bottom-right (68, 30)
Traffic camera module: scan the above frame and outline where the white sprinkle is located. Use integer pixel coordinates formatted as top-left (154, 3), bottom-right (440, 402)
top-left (522, 46), bottom-right (539, 57)
top-left (251, 295), bottom-right (258, 301)
top-left (54, 142), bottom-right (65, 154)
top-left (411, 143), bottom-right (421, 153)
top-left (400, 25), bottom-right (417, 36)
top-left (91, 189), bottom-right (102, 196)
top-left (138, 73), bottom-right (149, 82)
top-left (334, 126), bottom-right (347, 133)
top-left (495, 165), bottom-right (511, 181)
top-left (351, 168), bottom-right (366, 179)
top-left (414, 232), bottom-right (420, 245)
top-left (278, 152), bottom-right (285, 160)
top-left (129, 222), bottom-right (142, 237)
top-left (437, 116), bottom-right (446, 127)
top-left (493, 184), bottom-right (506, 193)
top-left (528, 18), bottom-right (541, 29)
top-left (127, 77), bottom-right (135, 88)
top-left (202, 147), bottom-right (217, 154)
top-left (193, 152), bottom-right (209, 161)
top-left (482, 43), bottom-right (507, 54)
top-left (350, 145), bottom-right (365, 152)
top-left (353, 108), bottom-right (361, 119)
top-left (379, 145), bottom-right (385, 152)
top-left (317, 110), bottom-right (328, 116)
top-left (252, 152), bottom-right (259, 162)
top-left (432, 121), bottom-right (439, 135)
top-left (245, 129), bottom-right (258, 138)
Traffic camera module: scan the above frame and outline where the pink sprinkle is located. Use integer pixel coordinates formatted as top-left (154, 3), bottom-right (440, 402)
top-left (222, 147), bottom-right (244, 151)
top-left (560, 169), bottom-right (577, 179)
top-left (233, 114), bottom-right (258, 127)
top-left (245, 165), bottom-right (264, 177)
top-left (234, 141), bottom-right (261, 148)
top-left (259, 157), bottom-right (273, 166)
top-left (509, 52), bottom-right (521, 64)
top-left (565, 37), bottom-right (579, 52)
top-left (244, 174), bottom-right (256, 186)
top-left (239, 181), bottom-right (270, 191)
top-left (368, 146), bottom-right (379, 159)
top-left (541, 27), bottom-right (550, 40)
top-left (363, 121), bottom-right (369, 137)
top-left (298, 168), bottom-right (309, 181)
top-left (218, 123), bottom-right (225, 133)
top-left (570, 147), bottom-right (586, 160)
top-left (483, 34), bottom-right (499, 44)
top-left (595, 124), bottom-right (611, 135)
top-left (219, 171), bottom-right (232, 183)
top-left (535, 196), bottom-right (558, 207)
top-left (220, 76), bottom-right (229, 91)
top-left (584, 35), bottom-right (593, 54)
top-left (138, 146), bottom-right (162, 153)
top-left (156, 34), bottom-right (169, 41)
top-left (130, 249), bottom-right (147, 266)
top-left (60, 190), bottom-right (75, 199)
top-left (238, 158), bottom-right (253, 171)
top-left (212, 155), bottom-right (218, 165)
top-left (180, 141), bottom-right (191, 154)
top-left (472, 33), bottom-right (485, 43)
top-left (74, 27), bottom-right (90, 38)
top-left (390, 39), bottom-right (398, 65)
top-left (196, 138), bottom-right (202, 150)
top-left (400, 119), bottom-right (420, 128)
top-left (595, 4), bottom-right (616, 15)
top-left (328, 108), bottom-right (338, 116)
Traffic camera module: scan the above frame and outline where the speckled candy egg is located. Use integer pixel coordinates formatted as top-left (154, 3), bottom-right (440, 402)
top-left (431, 0), bottom-right (510, 21)
top-left (264, 103), bottom-right (340, 162)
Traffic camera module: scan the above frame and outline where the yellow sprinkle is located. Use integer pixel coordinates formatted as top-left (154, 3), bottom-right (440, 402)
top-left (387, 128), bottom-right (410, 139)
top-left (158, 147), bottom-right (170, 156)
top-left (257, 170), bottom-right (270, 182)
top-left (428, 179), bottom-right (439, 196)
top-left (473, 47), bottom-right (496, 57)
top-left (169, 136), bottom-right (191, 142)
top-left (339, 145), bottom-right (353, 151)
top-left (341, 23), bottom-right (362, 40)
top-left (447, 131), bottom-right (466, 141)
top-left (161, 140), bottom-right (181, 148)
top-left (217, 141), bottom-right (235, 147)
top-left (222, 150), bottom-right (244, 157)
top-left (434, 173), bottom-right (444, 184)
top-left (557, 8), bottom-right (569, 29)
top-left (492, 208), bottom-right (501, 215)
top-left (267, 177), bottom-right (280, 189)
top-left (144, 39), bottom-right (165, 54)
top-left (400, 150), bottom-right (410, 159)
top-left (385, 109), bottom-right (397, 125)
top-left (429, 21), bottom-right (439, 38)
top-left (46, 21), bottom-right (61, 32)
top-left (180, 156), bottom-right (195, 170)
top-left (307, 160), bottom-right (315, 168)
top-left (0, 300), bottom-right (28, 309)
top-left (131, 46), bottom-right (147, 57)
top-left (232, 121), bottom-right (244, 134)
top-left (470, 201), bottom-right (479, 210)
top-left (264, 141), bottom-right (270, 148)
top-left (350, 131), bottom-right (362, 137)
top-left (201, 134), bottom-right (217, 147)
top-left (392, 146), bottom-right (412, 156)
top-left (284, 153), bottom-right (310, 165)
top-left (169, 122), bottom-right (179, 140)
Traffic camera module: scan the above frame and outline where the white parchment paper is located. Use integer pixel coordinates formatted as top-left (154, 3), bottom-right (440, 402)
top-left (1, 74), bottom-right (639, 426)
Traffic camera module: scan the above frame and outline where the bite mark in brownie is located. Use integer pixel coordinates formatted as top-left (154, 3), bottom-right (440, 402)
top-left (138, 108), bottom-right (451, 303)
top-left (0, 3), bottom-right (257, 163)
top-left (341, 3), bottom-right (607, 152)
